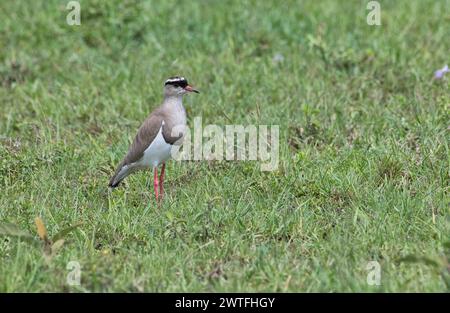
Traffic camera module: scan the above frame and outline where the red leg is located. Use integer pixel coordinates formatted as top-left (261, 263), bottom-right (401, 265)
top-left (159, 163), bottom-right (165, 199)
top-left (153, 167), bottom-right (159, 201)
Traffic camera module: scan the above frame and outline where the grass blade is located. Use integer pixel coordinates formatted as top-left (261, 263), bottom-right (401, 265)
top-left (52, 222), bottom-right (83, 242)
top-left (0, 222), bottom-right (33, 239)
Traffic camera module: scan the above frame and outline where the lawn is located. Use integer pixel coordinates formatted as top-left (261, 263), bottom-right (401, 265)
top-left (0, 0), bottom-right (448, 292)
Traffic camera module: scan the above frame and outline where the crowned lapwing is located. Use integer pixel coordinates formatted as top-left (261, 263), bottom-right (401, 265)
top-left (109, 76), bottom-right (199, 201)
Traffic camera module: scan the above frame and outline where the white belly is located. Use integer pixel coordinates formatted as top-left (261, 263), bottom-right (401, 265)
top-left (136, 126), bottom-right (172, 168)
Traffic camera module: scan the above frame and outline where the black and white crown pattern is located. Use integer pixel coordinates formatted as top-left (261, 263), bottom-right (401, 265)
top-left (164, 76), bottom-right (188, 88)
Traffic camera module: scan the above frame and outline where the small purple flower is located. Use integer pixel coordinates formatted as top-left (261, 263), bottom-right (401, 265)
top-left (434, 65), bottom-right (449, 80)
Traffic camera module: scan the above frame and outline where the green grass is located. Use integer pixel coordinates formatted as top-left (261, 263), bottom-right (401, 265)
top-left (0, 0), bottom-right (449, 292)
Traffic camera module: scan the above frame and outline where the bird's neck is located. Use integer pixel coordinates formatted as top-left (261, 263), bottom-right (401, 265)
top-left (162, 95), bottom-right (183, 108)
top-left (161, 96), bottom-right (186, 125)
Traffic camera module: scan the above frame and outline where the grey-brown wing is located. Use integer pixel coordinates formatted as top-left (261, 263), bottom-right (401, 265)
top-left (161, 122), bottom-right (184, 145)
top-left (109, 111), bottom-right (164, 187)
top-left (122, 113), bottom-right (164, 166)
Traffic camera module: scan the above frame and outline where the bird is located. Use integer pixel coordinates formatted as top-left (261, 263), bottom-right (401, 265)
top-left (109, 76), bottom-right (199, 201)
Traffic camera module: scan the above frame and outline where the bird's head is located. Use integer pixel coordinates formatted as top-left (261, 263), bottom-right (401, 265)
top-left (164, 76), bottom-right (199, 97)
